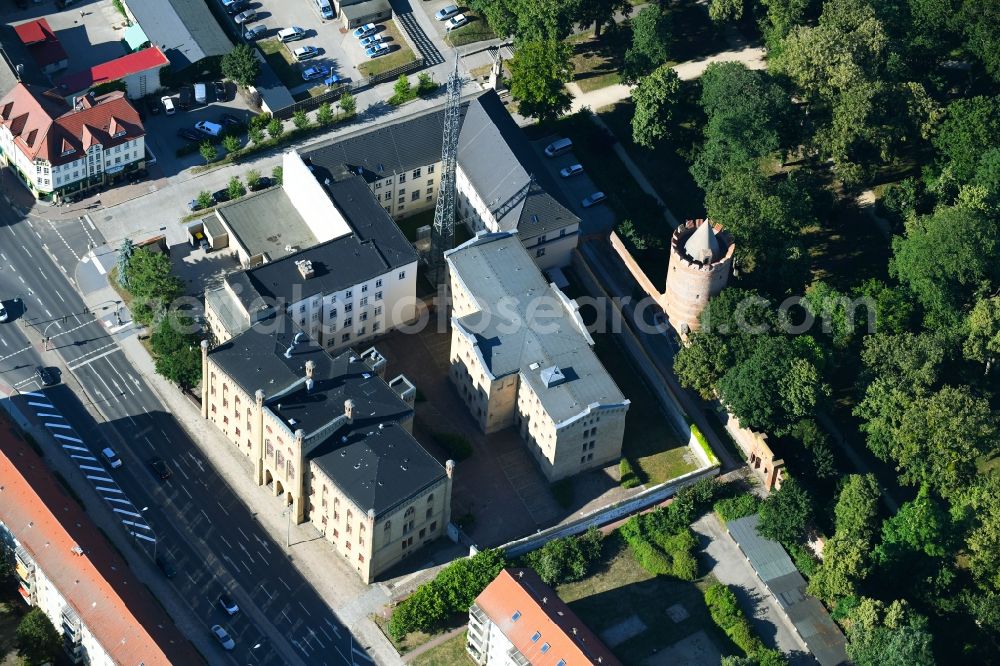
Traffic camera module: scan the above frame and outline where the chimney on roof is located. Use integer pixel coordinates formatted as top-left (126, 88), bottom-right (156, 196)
top-left (344, 399), bottom-right (355, 423)
top-left (542, 596), bottom-right (548, 604)
top-left (295, 259), bottom-right (315, 279)
top-left (305, 359), bottom-right (315, 379)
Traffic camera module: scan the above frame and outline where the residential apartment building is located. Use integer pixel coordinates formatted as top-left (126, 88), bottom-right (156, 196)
top-left (446, 232), bottom-right (629, 482)
top-left (200, 317), bottom-right (453, 582)
top-left (303, 90), bottom-right (581, 268)
top-left (0, 83), bottom-right (145, 200)
top-left (0, 413), bottom-right (199, 665)
top-left (467, 567), bottom-right (621, 666)
top-left (202, 150), bottom-right (418, 351)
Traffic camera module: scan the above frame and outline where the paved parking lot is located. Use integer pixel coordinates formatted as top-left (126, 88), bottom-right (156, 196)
top-left (530, 135), bottom-right (617, 236)
top-left (142, 84), bottom-right (256, 177)
top-left (12, 0), bottom-right (128, 73)
top-left (418, 0), bottom-right (484, 43)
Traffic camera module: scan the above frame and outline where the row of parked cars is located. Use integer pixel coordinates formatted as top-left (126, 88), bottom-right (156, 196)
top-left (543, 137), bottom-right (608, 208)
top-left (434, 4), bottom-right (470, 31)
top-left (352, 23), bottom-right (390, 59)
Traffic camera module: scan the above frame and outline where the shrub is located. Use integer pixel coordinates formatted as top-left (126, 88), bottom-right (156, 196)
top-left (227, 176), bottom-right (246, 200)
top-left (249, 126), bottom-right (265, 145)
top-left (704, 583), bottom-right (787, 663)
top-left (787, 542), bottom-right (819, 578)
top-left (196, 191), bottom-right (214, 210)
top-left (715, 493), bottom-right (762, 523)
top-left (292, 109), bottom-right (311, 130)
top-left (339, 91), bottom-right (356, 116)
top-left (245, 169), bottom-right (261, 190)
top-left (387, 549), bottom-right (507, 640)
top-left (389, 75), bottom-right (416, 105)
top-left (272, 165), bottom-right (283, 185)
top-left (222, 134), bottom-right (241, 153)
top-left (316, 101), bottom-right (334, 125)
top-left (620, 458), bottom-right (641, 488)
top-left (620, 516), bottom-right (673, 575)
top-left (199, 141), bottom-right (217, 163)
top-left (266, 118), bottom-right (284, 140)
top-left (417, 72), bottom-right (438, 96)
top-left (523, 528), bottom-right (603, 585)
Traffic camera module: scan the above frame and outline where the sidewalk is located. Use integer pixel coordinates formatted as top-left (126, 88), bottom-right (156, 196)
top-left (76, 278), bottom-right (406, 666)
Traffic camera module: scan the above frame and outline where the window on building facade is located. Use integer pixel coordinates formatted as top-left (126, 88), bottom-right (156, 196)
top-left (375, 305), bottom-right (383, 316)
top-left (430, 521), bottom-right (437, 532)
top-left (358, 554), bottom-right (364, 563)
top-left (427, 179), bottom-right (433, 186)
top-left (398, 270), bottom-right (406, 280)
top-left (373, 322), bottom-right (380, 332)
top-left (537, 248), bottom-right (546, 257)
top-left (413, 168), bottom-right (421, 177)
top-left (411, 191), bottom-right (420, 201)
top-left (375, 278), bottom-right (382, 288)
top-left (398, 173), bottom-right (406, 183)
top-left (428, 164), bottom-right (435, 174)
top-left (374, 181), bottom-right (381, 189)
top-left (342, 333), bottom-right (350, 342)
top-left (360, 296), bottom-right (368, 306)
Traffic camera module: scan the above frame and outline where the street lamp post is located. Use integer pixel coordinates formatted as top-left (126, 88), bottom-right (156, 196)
top-left (42, 320), bottom-right (60, 351)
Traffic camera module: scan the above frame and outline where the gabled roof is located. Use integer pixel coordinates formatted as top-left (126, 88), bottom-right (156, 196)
top-left (0, 413), bottom-right (200, 665)
top-left (55, 47), bottom-right (169, 96)
top-left (0, 83), bottom-right (144, 165)
top-left (475, 568), bottom-right (621, 665)
top-left (126, 0), bottom-right (231, 69)
top-left (0, 25), bottom-right (52, 92)
top-left (13, 18), bottom-right (67, 68)
top-left (457, 92), bottom-right (579, 239)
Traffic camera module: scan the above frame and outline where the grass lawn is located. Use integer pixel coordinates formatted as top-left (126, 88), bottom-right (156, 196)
top-left (359, 20), bottom-right (417, 78)
top-left (372, 612), bottom-right (466, 656)
top-left (445, 13), bottom-right (495, 47)
top-left (411, 631), bottom-right (473, 666)
top-left (557, 533), bottom-right (736, 664)
top-left (569, 26), bottom-right (633, 93)
top-left (258, 39), bottom-right (302, 91)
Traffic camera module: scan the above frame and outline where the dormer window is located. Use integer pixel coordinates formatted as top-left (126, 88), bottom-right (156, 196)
top-left (61, 146), bottom-right (75, 156)
top-left (113, 129), bottom-right (126, 138)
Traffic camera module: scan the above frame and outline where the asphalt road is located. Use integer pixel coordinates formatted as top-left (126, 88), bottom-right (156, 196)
top-left (0, 207), bottom-right (371, 666)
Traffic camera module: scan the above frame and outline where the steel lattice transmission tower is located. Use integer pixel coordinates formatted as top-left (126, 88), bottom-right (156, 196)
top-left (428, 56), bottom-right (462, 285)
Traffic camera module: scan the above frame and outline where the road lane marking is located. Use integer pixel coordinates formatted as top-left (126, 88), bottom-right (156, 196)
top-left (86, 475), bottom-right (114, 483)
top-left (95, 486), bottom-right (124, 494)
top-left (122, 520), bottom-right (153, 531)
top-left (78, 465), bottom-right (106, 472)
top-left (55, 435), bottom-right (84, 444)
top-left (44, 422), bottom-right (72, 429)
top-left (0, 345), bottom-right (32, 363)
top-left (60, 443), bottom-right (88, 451)
top-left (36, 412), bottom-right (63, 418)
top-left (113, 508), bottom-right (143, 518)
top-left (217, 501), bottom-right (229, 516)
top-left (20, 390), bottom-right (44, 398)
top-left (20, 245), bottom-right (32, 258)
top-left (176, 464), bottom-right (190, 481)
top-left (69, 455), bottom-right (98, 461)
top-left (27, 401), bottom-right (54, 408)
top-left (181, 485), bottom-right (192, 499)
top-left (132, 532), bottom-right (156, 543)
top-left (67, 346), bottom-right (120, 371)
top-left (298, 602), bottom-right (312, 617)
top-left (106, 497), bottom-right (132, 505)
top-left (278, 577), bottom-right (291, 592)
top-left (237, 527), bottom-right (249, 541)
top-left (218, 534), bottom-right (232, 549)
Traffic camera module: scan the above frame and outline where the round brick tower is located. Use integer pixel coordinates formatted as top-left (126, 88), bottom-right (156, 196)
top-left (662, 219), bottom-right (734, 336)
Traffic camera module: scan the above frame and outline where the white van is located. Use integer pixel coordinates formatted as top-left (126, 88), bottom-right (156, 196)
top-left (278, 26), bottom-right (306, 42)
top-left (544, 137), bottom-right (573, 158)
top-left (316, 0), bottom-right (334, 19)
top-left (160, 95), bottom-right (175, 115)
top-left (194, 83), bottom-right (207, 105)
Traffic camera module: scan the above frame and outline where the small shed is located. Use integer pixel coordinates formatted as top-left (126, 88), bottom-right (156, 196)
top-left (340, 0), bottom-right (393, 29)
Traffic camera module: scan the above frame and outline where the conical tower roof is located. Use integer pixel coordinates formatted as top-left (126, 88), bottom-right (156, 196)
top-left (684, 221), bottom-right (720, 263)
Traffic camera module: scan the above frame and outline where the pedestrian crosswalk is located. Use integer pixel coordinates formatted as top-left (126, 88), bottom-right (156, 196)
top-left (20, 390), bottom-right (157, 546)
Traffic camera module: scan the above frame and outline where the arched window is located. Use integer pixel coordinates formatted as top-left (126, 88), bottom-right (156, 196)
top-left (427, 494), bottom-right (434, 504)
top-left (404, 506), bottom-right (415, 518)
top-left (384, 521), bottom-right (391, 531)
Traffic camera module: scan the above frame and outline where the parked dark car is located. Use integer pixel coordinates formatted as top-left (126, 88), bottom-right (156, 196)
top-left (249, 176), bottom-right (272, 192)
top-left (219, 113), bottom-right (243, 128)
top-left (212, 189), bottom-right (231, 204)
top-left (226, 0), bottom-right (250, 15)
top-left (155, 554), bottom-right (177, 578)
top-left (177, 128), bottom-right (202, 142)
top-left (178, 86), bottom-right (193, 109)
top-left (213, 81), bottom-right (226, 101)
top-left (149, 457), bottom-right (172, 480)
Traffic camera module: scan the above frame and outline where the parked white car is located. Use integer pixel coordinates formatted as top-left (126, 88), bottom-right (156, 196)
top-left (446, 14), bottom-right (469, 31)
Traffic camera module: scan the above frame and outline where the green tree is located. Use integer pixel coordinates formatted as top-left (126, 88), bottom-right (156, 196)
top-left (123, 248), bottom-right (183, 325)
top-left (964, 475), bottom-right (1000, 589)
top-left (630, 64), bottom-right (681, 148)
top-left (877, 485), bottom-right (952, 563)
top-left (116, 238), bottom-right (134, 289)
top-left (834, 474), bottom-right (881, 543)
top-left (221, 44), bottom-right (261, 87)
top-left (222, 134), bottom-right (241, 153)
top-left (151, 312), bottom-right (202, 389)
top-left (292, 109), bottom-right (311, 130)
top-left (227, 176), bottom-right (246, 200)
top-left (245, 169), bottom-right (261, 190)
top-left (266, 118), bottom-right (284, 140)
top-left (508, 39), bottom-right (574, 121)
top-left (757, 477), bottom-right (814, 545)
top-left (417, 72), bottom-right (437, 96)
top-left (196, 190), bottom-right (214, 209)
top-left (15, 608), bottom-right (61, 666)
top-left (932, 96), bottom-right (1000, 183)
top-left (718, 336), bottom-right (829, 436)
top-left (964, 295), bottom-right (1000, 375)
top-left (889, 205), bottom-right (999, 327)
top-left (890, 385), bottom-right (998, 497)
top-left (788, 419), bottom-right (838, 479)
top-left (853, 279), bottom-right (916, 335)
top-left (524, 528), bottom-right (602, 585)
top-left (316, 101), bottom-right (334, 125)
top-left (199, 141), bottom-right (217, 163)
top-left (844, 601), bottom-right (935, 666)
top-left (390, 75), bottom-right (414, 105)
top-left (272, 165), bottom-right (283, 185)
top-left (622, 6), bottom-right (671, 83)
top-left (248, 126), bottom-right (265, 145)
top-left (958, 0), bottom-right (1000, 82)
top-left (338, 91), bottom-right (356, 116)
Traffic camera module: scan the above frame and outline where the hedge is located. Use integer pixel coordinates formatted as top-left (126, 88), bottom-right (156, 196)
top-left (620, 457), bottom-right (641, 489)
top-left (704, 582), bottom-right (788, 664)
top-left (690, 423), bottom-right (719, 465)
top-left (620, 517), bottom-right (674, 575)
top-left (714, 493), bottom-right (762, 523)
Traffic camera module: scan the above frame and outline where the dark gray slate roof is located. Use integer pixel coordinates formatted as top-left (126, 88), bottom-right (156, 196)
top-left (727, 515), bottom-right (848, 666)
top-left (126, 0), bottom-right (231, 69)
top-left (252, 52), bottom-right (294, 114)
top-left (225, 171), bottom-right (416, 306)
top-left (341, 0), bottom-right (392, 20)
top-left (312, 422), bottom-right (445, 518)
top-left (209, 316), bottom-right (444, 516)
top-left (303, 102), bottom-right (464, 183)
top-left (457, 92), bottom-right (579, 240)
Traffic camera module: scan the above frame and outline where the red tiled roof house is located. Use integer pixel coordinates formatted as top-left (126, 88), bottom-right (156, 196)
top-left (13, 18), bottom-right (69, 75)
top-left (55, 47), bottom-right (170, 101)
top-left (0, 83), bottom-right (145, 200)
top-left (468, 567), bottom-right (622, 666)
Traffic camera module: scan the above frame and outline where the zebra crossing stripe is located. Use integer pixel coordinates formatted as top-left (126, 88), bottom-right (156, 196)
top-left (61, 444), bottom-right (88, 452)
top-left (54, 434), bottom-right (84, 443)
top-left (45, 422), bottom-right (72, 430)
top-left (121, 520), bottom-right (152, 531)
top-left (21, 391), bottom-right (45, 398)
top-left (132, 533), bottom-right (156, 543)
top-left (70, 455), bottom-right (98, 461)
top-left (105, 497), bottom-right (132, 505)
top-left (78, 465), bottom-right (105, 472)
top-left (36, 412), bottom-right (63, 418)
top-left (113, 508), bottom-right (142, 518)
top-left (85, 475), bottom-right (114, 483)
top-left (95, 486), bottom-right (124, 495)
top-left (27, 401), bottom-right (54, 408)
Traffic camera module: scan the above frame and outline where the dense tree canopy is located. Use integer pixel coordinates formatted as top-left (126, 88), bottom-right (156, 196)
top-left (622, 6), bottom-right (671, 83)
top-left (508, 39), bottom-right (574, 121)
top-left (630, 65), bottom-right (681, 147)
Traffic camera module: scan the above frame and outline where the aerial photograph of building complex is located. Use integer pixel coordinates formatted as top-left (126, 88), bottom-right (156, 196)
top-left (0, 0), bottom-right (996, 664)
